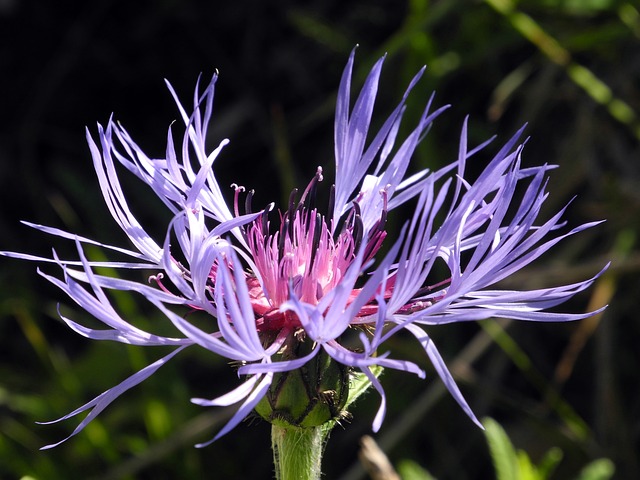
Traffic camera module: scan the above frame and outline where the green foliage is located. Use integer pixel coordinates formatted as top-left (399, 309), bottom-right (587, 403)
top-left (397, 459), bottom-right (437, 480)
top-left (576, 459), bottom-right (616, 480)
top-left (483, 417), bottom-right (614, 480)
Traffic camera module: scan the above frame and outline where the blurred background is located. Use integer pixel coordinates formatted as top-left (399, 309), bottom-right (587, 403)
top-left (0, 0), bottom-right (637, 479)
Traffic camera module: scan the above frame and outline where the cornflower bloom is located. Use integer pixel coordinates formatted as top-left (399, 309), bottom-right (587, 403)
top-left (3, 50), bottom-right (606, 452)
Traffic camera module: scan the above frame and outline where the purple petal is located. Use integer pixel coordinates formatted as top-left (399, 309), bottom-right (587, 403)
top-left (193, 372), bottom-right (273, 447)
top-left (39, 346), bottom-right (186, 449)
top-left (405, 324), bottom-right (483, 428)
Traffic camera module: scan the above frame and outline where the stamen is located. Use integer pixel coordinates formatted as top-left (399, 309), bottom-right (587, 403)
top-left (288, 188), bottom-right (299, 213)
top-left (353, 212), bottom-right (364, 254)
top-left (148, 272), bottom-right (164, 283)
top-left (279, 219), bottom-right (289, 258)
top-left (244, 169), bottom-right (381, 329)
top-left (351, 200), bottom-right (362, 218)
top-left (149, 272), bottom-right (173, 295)
top-left (261, 210), bottom-right (269, 240)
top-left (230, 183), bottom-right (245, 218)
top-left (328, 184), bottom-right (335, 225)
top-left (413, 278), bottom-right (451, 297)
top-left (398, 300), bottom-right (433, 314)
top-left (286, 188), bottom-right (299, 240)
top-left (378, 186), bottom-right (389, 226)
top-left (362, 188), bottom-right (390, 260)
top-left (245, 189), bottom-right (255, 215)
top-left (298, 166), bottom-right (323, 210)
top-left (309, 211), bottom-right (322, 268)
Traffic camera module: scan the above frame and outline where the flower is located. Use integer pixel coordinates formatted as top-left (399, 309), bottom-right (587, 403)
top-left (2, 49), bottom-right (606, 449)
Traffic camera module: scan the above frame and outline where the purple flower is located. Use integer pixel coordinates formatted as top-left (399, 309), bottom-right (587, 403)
top-left (3, 50), bottom-right (606, 449)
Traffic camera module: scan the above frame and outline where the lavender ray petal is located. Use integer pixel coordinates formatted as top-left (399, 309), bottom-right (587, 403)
top-left (194, 373), bottom-right (273, 447)
top-left (405, 324), bottom-right (483, 428)
top-left (38, 346), bottom-right (187, 450)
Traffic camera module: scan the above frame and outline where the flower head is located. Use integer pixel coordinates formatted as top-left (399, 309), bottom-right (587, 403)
top-left (2, 49), bottom-right (606, 449)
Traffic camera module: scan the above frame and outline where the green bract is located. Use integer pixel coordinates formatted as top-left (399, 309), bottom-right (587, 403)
top-left (255, 338), bottom-right (349, 428)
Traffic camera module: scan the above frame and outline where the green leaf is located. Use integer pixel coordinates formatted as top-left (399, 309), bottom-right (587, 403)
top-left (483, 417), bottom-right (520, 480)
top-left (575, 458), bottom-right (615, 480)
top-left (537, 447), bottom-right (563, 478)
top-left (516, 450), bottom-right (538, 480)
top-left (397, 458), bottom-right (437, 480)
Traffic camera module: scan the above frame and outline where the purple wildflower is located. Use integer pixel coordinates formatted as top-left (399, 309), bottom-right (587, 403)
top-left (3, 50), bottom-right (606, 449)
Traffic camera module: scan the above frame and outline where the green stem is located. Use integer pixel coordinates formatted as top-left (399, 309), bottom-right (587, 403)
top-left (271, 425), bottom-right (329, 480)
top-left (268, 365), bottom-right (383, 479)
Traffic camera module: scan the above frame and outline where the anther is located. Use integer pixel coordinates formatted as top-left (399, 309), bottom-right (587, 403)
top-left (353, 213), bottom-right (364, 254)
top-left (245, 189), bottom-right (255, 215)
top-left (298, 167), bottom-right (324, 211)
top-left (148, 272), bottom-right (164, 283)
top-left (279, 218), bottom-right (290, 257)
top-left (413, 278), bottom-right (451, 297)
top-left (352, 200), bottom-right (362, 218)
top-left (231, 183), bottom-right (246, 218)
top-left (309, 212), bottom-right (322, 268)
top-left (328, 184), bottom-right (335, 220)
top-left (288, 188), bottom-right (299, 213)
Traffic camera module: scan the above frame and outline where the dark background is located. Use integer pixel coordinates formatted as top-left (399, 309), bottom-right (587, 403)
top-left (1, 1), bottom-right (638, 479)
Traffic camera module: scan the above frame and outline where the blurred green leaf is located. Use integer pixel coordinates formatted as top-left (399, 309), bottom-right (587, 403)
top-left (396, 458), bottom-right (437, 480)
top-left (537, 447), bottom-right (564, 478)
top-left (483, 417), bottom-right (520, 480)
top-left (576, 458), bottom-right (615, 480)
top-left (484, 417), bottom-right (614, 480)
top-left (538, 0), bottom-right (619, 14)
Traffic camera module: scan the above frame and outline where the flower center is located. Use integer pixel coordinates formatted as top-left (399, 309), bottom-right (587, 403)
top-left (234, 167), bottom-right (388, 332)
